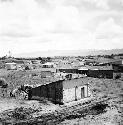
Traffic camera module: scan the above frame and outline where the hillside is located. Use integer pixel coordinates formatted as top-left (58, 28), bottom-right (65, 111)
top-left (14, 49), bottom-right (123, 57)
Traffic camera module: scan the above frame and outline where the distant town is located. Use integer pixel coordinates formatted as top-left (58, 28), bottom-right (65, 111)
top-left (0, 51), bottom-right (122, 124)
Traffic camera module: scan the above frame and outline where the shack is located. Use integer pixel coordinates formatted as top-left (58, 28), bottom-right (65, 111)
top-left (31, 77), bottom-right (91, 104)
top-left (112, 64), bottom-right (123, 73)
top-left (112, 64), bottom-right (123, 79)
top-left (31, 60), bottom-right (41, 64)
top-left (88, 69), bottom-right (113, 79)
top-left (58, 68), bottom-right (78, 74)
top-left (78, 67), bottom-right (88, 75)
top-left (87, 66), bottom-right (113, 79)
top-left (5, 62), bottom-right (17, 70)
top-left (42, 62), bottom-right (54, 68)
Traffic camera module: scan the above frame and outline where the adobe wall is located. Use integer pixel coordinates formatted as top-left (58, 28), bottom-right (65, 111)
top-left (63, 87), bottom-right (75, 103)
top-left (63, 85), bottom-right (90, 103)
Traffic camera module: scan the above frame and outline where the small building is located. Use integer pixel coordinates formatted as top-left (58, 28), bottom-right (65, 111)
top-left (78, 67), bottom-right (89, 75)
top-left (5, 62), bottom-right (17, 70)
top-left (84, 59), bottom-right (95, 66)
top-left (24, 60), bottom-right (32, 65)
top-left (77, 66), bottom-right (113, 79)
top-left (87, 66), bottom-right (113, 79)
top-left (31, 78), bottom-right (91, 104)
top-left (31, 60), bottom-right (41, 64)
top-left (95, 58), bottom-right (116, 66)
top-left (13, 60), bottom-right (24, 64)
top-left (87, 69), bottom-right (113, 79)
top-left (42, 62), bottom-right (54, 68)
top-left (112, 64), bottom-right (123, 79)
top-left (57, 68), bottom-right (78, 74)
top-left (112, 64), bottom-right (123, 72)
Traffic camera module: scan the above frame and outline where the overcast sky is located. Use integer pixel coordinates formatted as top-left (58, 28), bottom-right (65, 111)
top-left (0, 0), bottom-right (123, 57)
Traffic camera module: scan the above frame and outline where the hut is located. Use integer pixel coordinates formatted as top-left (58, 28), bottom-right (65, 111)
top-left (31, 60), bottom-right (41, 64)
top-left (5, 62), bottom-right (17, 70)
top-left (42, 62), bottom-right (54, 68)
top-left (31, 77), bottom-right (91, 104)
top-left (112, 64), bottom-right (123, 79)
top-left (58, 68), bottom-right (78, 74)
top-left (78, 67), bottom-right (88, 75)
top-left (87, 66), bottom-right (113, 79)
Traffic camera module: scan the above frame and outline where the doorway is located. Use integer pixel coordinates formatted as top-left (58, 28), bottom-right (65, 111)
top-left (81, 87), bottom-right (85, 98)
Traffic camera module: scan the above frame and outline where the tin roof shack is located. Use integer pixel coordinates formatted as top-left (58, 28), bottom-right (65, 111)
top-left (112, 60), bottom-right (123, 72)
top-left (24, 60), bottom-right (32, 65)
top-left (112, 64), bottom-right (123, 73)
top-left (95, 58), bottom-right (115, 66)
top-left (31, 60), bottom-right (41, 64)
top-left (42, 62), bottom-right (54, 68)
top-left (78, 67), bottom-right (89, 75)
top-left (84, 59), bottom-right (96, 66)
top-left (13, 60), bottom-right (24, 64)
top-left (112, 64), bottom-right (123, 79)
top-left (5, 62), bottom-right (17, 70)
top-left (31, 78), bottom-right (91, 104)
top-left (87, 66), bottom-right (113, 79)
top-left (58, 68), bottom-right (79, 74)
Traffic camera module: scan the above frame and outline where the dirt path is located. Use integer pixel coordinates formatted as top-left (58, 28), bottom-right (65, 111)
top-left (0, 98), bottom-right (21, 113)
top-left (0, 96), bottom-right (119, 125)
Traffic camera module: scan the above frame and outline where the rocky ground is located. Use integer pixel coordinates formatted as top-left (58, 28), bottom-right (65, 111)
top-left (0, 95), bottom-right (122, 125)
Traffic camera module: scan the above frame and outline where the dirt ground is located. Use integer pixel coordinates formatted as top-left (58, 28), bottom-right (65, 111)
top-left (0, 95), bottom-right (122, 125)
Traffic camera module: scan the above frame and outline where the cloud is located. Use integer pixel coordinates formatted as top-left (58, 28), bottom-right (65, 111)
top-left (108, 0), bottom-right (123, 11)
top-left (95, 18), bottom-right (123, 39)
top-left (83, 0), bottom-right (109, 10)
top-left (0, 0), bottom-right (123, 56)
top-left (64, 0), bottom-right (109, 11)
top-left (0, 0), bottom-right (13, 2)
top-left (67, 0), bottom-right (123, 11)
top-left (91, 18), bottom-right (123, 50)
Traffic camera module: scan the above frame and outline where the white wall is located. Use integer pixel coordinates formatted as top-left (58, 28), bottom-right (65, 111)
top-left (63, 85), bottom-right (91, 103)
top-left (63, 87), bottom-right (75, 103)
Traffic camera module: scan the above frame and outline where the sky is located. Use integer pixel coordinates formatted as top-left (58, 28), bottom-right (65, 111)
top-left (0, 0), bottom-right (123, 57)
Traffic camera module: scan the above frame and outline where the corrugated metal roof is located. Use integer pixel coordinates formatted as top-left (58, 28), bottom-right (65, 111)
top-left (78, 67), bottom-right (88, 70)
top-left (87, 66), bottom-right (113, 70)
top-left (42, 62), bottom-right (54, 65)
top-left (78, 66), bottom-right (112, 70)
top-left (6, 62), bottom-right (16, 65)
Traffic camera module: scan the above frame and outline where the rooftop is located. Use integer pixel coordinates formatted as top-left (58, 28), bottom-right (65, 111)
top-left (78, 66), bottom-right (113, 70)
